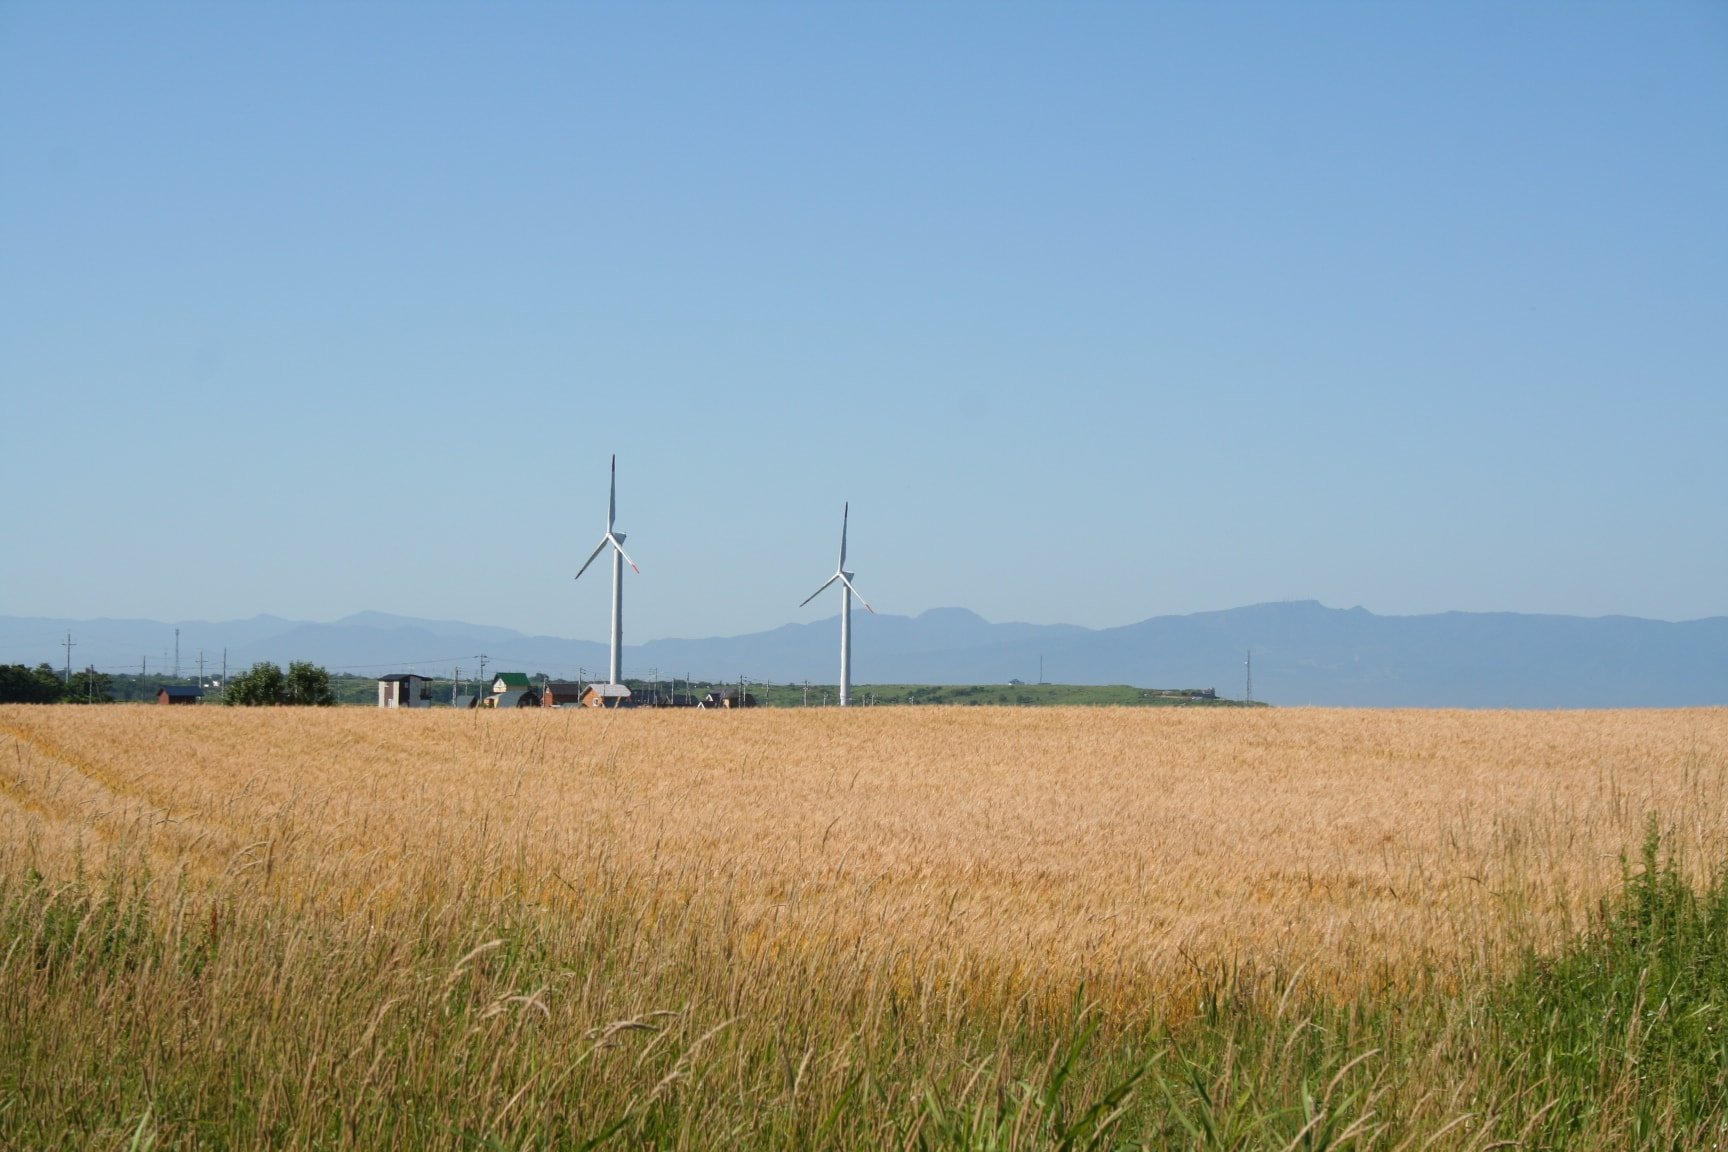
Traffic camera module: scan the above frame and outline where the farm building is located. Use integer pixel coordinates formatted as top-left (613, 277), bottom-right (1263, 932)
top-left (376, 673), bottom-right (432, 709)
top-left (699, 690), bottom-right (756, 709)
top-left (541, 681), bottom-right (585, 708)
top-left (157, 685), bottom-right (204, 705)
top-left (487, 673), bottom-right (540, 708)
top-left (580, 684), bottom-right (633, 708)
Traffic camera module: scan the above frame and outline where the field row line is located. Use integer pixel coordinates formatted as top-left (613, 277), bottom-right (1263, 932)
top-left (0, 721), bottom-right (248, 884)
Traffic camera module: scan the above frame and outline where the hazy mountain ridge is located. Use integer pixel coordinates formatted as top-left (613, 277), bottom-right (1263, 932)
top-left (2, 603), bottom-right (1723, 707)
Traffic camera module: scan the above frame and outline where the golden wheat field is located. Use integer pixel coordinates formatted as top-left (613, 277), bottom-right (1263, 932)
top-left (3, 704), bottom-right (1726, 1010)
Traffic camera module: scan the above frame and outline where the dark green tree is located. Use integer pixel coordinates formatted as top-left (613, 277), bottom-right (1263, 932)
top-left (221, 661), bottom-right (335, 706)
top-left (223, 662), bottom-right (286, 706)
top-left (284, 661), bottom-right (335, 707)
top-left (67, 666), bottom-right (114, 704)
top-left (0, 663), bottom-right (67, 703)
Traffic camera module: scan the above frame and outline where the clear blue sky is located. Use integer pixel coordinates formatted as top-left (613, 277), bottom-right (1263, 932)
top-left (2, 2), bottom-right (1724, 644)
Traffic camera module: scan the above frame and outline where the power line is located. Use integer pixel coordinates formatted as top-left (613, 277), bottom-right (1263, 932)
top-left (44, 654), bottom-right (739, 688)
top-left (0, 629), bottom-right (90, 649)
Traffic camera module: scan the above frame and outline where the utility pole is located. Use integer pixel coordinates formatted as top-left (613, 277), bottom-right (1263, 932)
top-left (1245, 649), bottom-right (1252, 705)
top-left (174, 629), bottom-right (180, 680)
top-left (477, 654), bottom-right (489, 692)
top-left (452, 666), bottom-right (460, 705)
top-left (803, 679), bottom-right (809, 707)
top-left (63, 632), bottom-right (75, 685)
top-left (198, 651), bottom-right (206, 689)
top-left (221, 649), bottom-right (227, 687)
top-left (1039, 654), bottom-right (1044, 685)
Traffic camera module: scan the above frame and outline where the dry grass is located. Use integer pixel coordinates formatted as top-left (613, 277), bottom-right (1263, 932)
top-left (5, 704), bottom-right (1724, 1010)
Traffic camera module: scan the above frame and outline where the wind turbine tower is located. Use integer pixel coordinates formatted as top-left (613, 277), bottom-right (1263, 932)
top-left (574, 455), bottom-right (639, 686)
top-left (800, 503), bottom-right (874, 706)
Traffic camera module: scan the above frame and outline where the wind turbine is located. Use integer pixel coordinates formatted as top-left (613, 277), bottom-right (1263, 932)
top-left (574, 454), bottom-right (639, 686)
top-left (800, 502), bottom-right (873, 706)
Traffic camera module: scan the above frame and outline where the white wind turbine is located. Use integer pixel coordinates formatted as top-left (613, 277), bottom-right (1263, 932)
top-left (800, 502), bottom-right (873, 706)
top-left (574, 455), bottom-right (639, 686)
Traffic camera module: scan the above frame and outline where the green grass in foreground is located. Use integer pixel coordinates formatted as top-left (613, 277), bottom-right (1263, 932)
top-left (2, 820), bottom-right (1723, 1150)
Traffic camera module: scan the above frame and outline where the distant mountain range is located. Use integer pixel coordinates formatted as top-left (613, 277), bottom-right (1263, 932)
top-left (3, 603), bottom-right (1724, 708)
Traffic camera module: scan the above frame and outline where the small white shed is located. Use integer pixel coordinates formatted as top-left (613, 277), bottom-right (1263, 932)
top-left (377, 673), bottom-right (432, 709)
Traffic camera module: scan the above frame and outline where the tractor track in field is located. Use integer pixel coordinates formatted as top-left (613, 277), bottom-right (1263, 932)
top-left (0, 719), bottom-right (171, 808)
top-left (0, 731), bottom-right (57, 822)
top-left (0, 719), bottom-right (240, 875)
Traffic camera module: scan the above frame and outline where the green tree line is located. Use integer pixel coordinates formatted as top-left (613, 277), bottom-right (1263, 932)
top-left (0, 661), bottom-right (335, 706)
top-left (0, 664), bottom-right (114, 704)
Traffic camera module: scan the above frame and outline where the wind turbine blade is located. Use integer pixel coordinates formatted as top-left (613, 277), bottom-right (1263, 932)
top-left (838, 502), bottom-right (849, 569)
top-left (610, 534), bottom-right (641, 574)
top-left (608, 455), bottom-right (617, 530)
top-left (840, 575), bottom-right (874, 614)
top-left (574, 537), bottom-right (608, 581)
top-left (800, 573), bottom-right (840, 608)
